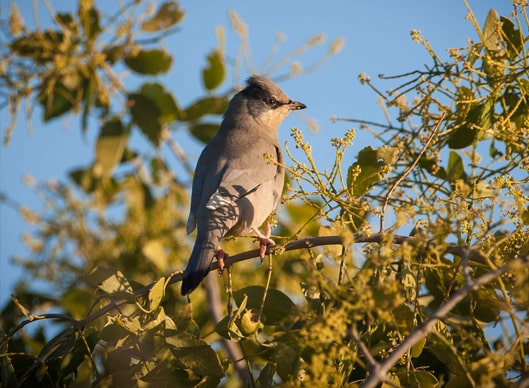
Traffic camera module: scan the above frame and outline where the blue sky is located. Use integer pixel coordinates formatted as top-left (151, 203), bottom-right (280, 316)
top-left (0, 0), bottom-right (515, 306)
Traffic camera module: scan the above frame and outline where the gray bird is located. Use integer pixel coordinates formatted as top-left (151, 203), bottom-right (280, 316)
top-left (181, 76), bottom-right (306, 295)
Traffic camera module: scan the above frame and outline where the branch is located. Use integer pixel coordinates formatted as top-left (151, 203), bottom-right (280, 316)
top-left (0, 232), bottom-right (500, 348)
top-left (361, 263), bottom-right (511, 388)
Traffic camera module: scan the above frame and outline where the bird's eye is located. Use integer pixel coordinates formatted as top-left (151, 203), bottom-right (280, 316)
top-left (264, 97), bottom-right (279, 108)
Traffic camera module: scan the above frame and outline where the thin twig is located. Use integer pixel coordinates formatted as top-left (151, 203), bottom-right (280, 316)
top-left (257, 253), bottom-right (273, 323)
top-left (379, 112), bottom-right (446, 233)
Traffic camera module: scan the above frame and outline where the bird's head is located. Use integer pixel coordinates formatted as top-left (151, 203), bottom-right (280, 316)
top-left (229, 75), bottom-right (306, 131)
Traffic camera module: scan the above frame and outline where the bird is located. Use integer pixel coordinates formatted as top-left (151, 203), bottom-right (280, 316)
top-left (181, 75), bottom-right (306, 295)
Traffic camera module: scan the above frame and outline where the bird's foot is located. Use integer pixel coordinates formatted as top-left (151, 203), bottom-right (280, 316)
top-left (252, 223), bottom-right (276, 262)
top-left (216, 249), bottom-right (226, 274)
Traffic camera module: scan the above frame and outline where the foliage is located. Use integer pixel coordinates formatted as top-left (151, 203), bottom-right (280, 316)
top-left (2, 1), bottom-right (529, 387)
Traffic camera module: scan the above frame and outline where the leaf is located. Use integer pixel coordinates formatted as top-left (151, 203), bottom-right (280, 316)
top-left (233, 286), bottom-right (295, 325)
top-left (69, 166), bottom-right (97, 193)
top-left (94, 118), bottom-right (129, 177)
top-left (269, 342), bottom-right (298, 382)
top-left (62, 289), bottom-right (93, 319)
top-left (501, 16), bottom-right (522, 59)
top-left (128, 84), bottom-right (179, 145)
top-left (141, 1), bottom-right (185, 32)
top-left (482, 9), bottom-right (500, 52)
top-left (79, 5), bottom-right (101, 40)
top-left (347, 146), bottom-right (392, 196)
top-left (447, 151), bottom-right (467, 183)
top-left (448, 103), bottom-right (483, 149)
top-left (258, 363), bottom-right (276, 387)
top-left (148, 278), bottom-right (166, 311)
top-left (142, 239), bottom-right (168, 271)
top-left (184, 96), bottom-right (229, 121)
top-left (10, 31), bottom-right (64, 62)
top-left (189, 123), bottom-right (219, 144)
top-left (411, 336), bottom-right (427, 358)
top-left (473, 289), bottom-right (502, 322)
top-left (124, 49), bottom-right (172, 75)
top-left (88, 266), bottom-right (135, 301)
top-left (38, 80), bottom-right (85, 122)
top-left (165, 332), bottom-right (224, 378)
top-left (38, 328), bottom-right (77, 361)
top-left (128, 92), bottom-right (162, 146)
top-left (202, 50), bottom-right (225, 91)
top-left (139, 83), bottom-right (180, 123)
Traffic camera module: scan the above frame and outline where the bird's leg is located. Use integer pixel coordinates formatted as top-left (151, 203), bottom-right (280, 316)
top-left (216, 248), bottom-right (226, 274)
top-left (252, 222), bottom-right (276, 261)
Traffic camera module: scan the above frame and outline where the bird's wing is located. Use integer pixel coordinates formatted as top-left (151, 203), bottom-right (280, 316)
top-left (187, 137), bottom-right (281, 234)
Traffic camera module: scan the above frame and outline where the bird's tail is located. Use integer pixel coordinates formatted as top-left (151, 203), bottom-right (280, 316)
top-left (181, 234), bottom-right (219, 295)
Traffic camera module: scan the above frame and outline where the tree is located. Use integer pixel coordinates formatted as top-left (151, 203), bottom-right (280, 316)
top-left (1, 1), bottom-right (529, 387)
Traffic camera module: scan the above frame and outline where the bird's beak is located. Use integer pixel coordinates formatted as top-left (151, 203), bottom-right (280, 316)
top-left (288, 100), bottom-right (307, 110)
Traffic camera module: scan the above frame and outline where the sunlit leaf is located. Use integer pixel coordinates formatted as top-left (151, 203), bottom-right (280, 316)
top-left (482, 9), bottom-right (500, 52)
top-left (347, 146), bottom-right (390, 196)
top-left (148, 278), bottom-right (165, 311)
top-left (202, 50), bottom-right (225, 91)
top-left (94, 118), bottom-right (129, 177)
top-left (142, 239), bottom-right (168, 271)
top-left (141, 1), bottom-right (185, 32)
top-left (88, 266), bottom-right (135, 301)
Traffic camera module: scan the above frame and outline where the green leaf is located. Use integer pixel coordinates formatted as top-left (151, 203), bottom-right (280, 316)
top-left (62, 289), bottom-right (93, 319)
top-left (141, 1), bottom-right (185, 32)
top-left (79, 5), bottom-right (101, 40)
top-left (233, 286), bottom-right (295, 325)
top-left (10, 31), bottom-right (64, 62)
top-left (202, 50), bottom-right (225, 91)
top-left (473, 289), bottom-right (502, 322)
top-left (448, 103), bottom-right (483, 149)
top-left (347, 146), bottom-right (392, 196)
top-left (0, 353), bottom-right (17, 388)
top-left (189, 123), bottom-right (219, 144)
top-left (103, 43), bottom-right (127, 64)
top-left (165, 332), bottom-right (224, 378)
top-left (88, 266), bottom-right (135, 301)
top-left (139, 83), bottom-right (180, 123)
top-left (258, 363), bottom-right (276, 387)
top-left (184, 96), bottom-right (229, 121)
top-left (447, 151), bottom-right (467, 183)
top-left (128, 93), bottom-right (163, 146)
top-left (39, 80), bottom-right (84, 122)
top-left (124, 49), bottom-right (172, 75)
top-left (269, 342), bottom-right (298, 382)
top-left (69, 166), bottom-right (97, 193)
top-left (38, 328), bottom-right (77, 360)
top-left (501, 16), bottom-right (522, 59)
top-left (94, 118), bottom-right (129, 177)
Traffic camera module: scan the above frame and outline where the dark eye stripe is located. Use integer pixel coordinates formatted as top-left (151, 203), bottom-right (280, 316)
top-left (264, 97), bottom-right (280, 108)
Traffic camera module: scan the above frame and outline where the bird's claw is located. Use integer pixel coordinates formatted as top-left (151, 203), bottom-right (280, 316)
top-left (216, 249), bottom-right (226, 274)
top-left (252, 222), bottom-right (276, 262)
